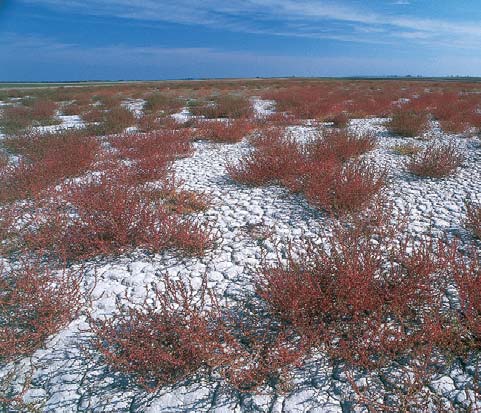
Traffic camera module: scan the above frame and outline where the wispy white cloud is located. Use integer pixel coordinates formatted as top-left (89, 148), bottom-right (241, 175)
top-left (16, 0), bottom-right (481, 49)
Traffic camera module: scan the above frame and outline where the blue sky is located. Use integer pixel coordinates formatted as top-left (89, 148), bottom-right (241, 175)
top-left (2, 0), bottom-right (481, 81)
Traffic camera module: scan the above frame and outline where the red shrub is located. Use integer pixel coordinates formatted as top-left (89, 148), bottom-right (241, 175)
top-left (256, 214), bottom-right (450, 370)
top-left (227, 128), bottom-right (306, 187)
top-left (0, 259), bottom-right (82, 362)
top-left (52, 177), bottom-right (213, 259)
top-left (229, 127), bottom-right (382, 213)
top-left (0, 131), bottom-right (100, 203)
top-left (30, 99), bottom-right (57, 122)
top-left (109, 129), bottom-right (193, 184)
top-left (451, 251), bottom-right (481, 348)
top-left (81, 108), bottom-right (104, 123)
top-left (196, 119), bottom-right (254, 143)
top-left (386, 108), bottom-right (430, 137)
top-left (432, 92), bottom-right (481, 134)
top-left (89, 276), bottom-right (223, 391)
top-left (407, 141), bottom-right (464, 178)
top-left (303, 160), bottom-right (385, 214)
top-left (308, 129), bottom-right (376, 163)
top-left (90, 275), bottom-right (305, 392)
top-left (466, 202), bottom-right (481, 239)
top-left (219, 308), bottom-right (305, 392)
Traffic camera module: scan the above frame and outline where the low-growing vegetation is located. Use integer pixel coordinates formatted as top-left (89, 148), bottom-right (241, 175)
top-left (228, 127), bottom-right (383, 214)
top-left (1, 78), bottom-right (481, 411)
top-left (407, 141), bottom-right (464, 178)
top-left (387, 107), bottom-right (430, 137)
top-left (0, 260), bottom-right (82, 362)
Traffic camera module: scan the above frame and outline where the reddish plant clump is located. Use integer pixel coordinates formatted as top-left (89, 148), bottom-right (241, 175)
top-left (308, 129), bottom-right (376, 163)
top-left (466, 202), bottom-right (481, 240)
top-left (451, 252), bottom-right (481, 348)
top-left (109, 129), bottom-right (193, 184)
top-left (0, 260), bottom-right (82, 362)
top-left (0, 131), bottom-right (100, 203)
top-left (196, 119), bottom-right (254, 143)
top-left (89, 276), bottom-right (223, 391)
top-left (303, 160), bottom-right (385, 214)
top-left (387, 108), bottom-right (430, 137)
top-left (256, 213), bottom-right (453, 370)
top-left (227, 128), bottom-right (306, 187)
top-left (228, 127), bottom-right (382, 213)
top-left (53, 176), bottom-right (213, 259)
top-left (407, 141), bottom-right (464, 178)
top-left (90, 275), bottom-right (305, 393)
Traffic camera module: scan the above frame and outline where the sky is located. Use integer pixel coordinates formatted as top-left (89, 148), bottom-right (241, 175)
top-left (2, 0), bottom-right (481, 81)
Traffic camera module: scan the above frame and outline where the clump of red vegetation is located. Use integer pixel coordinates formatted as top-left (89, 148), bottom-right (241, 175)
top-left (0, 259), bottom-right (82, 362)
top-left (386, 107), bottom-right (430, 137)
top-left (407, 141), bottom-right (464, 178)
top-left (16, 175), bottom-right (213, 260)
top-left (466, 202), bottom-right (481, 240)
top-left (227, 127), bottom-right (306, 187)
top-left (328, 112), bottom-right (350, 128)
top-left (0, 131), bottom-right (100, 203)
top-left (89, 276), bottom-right (223, 391)
top-left (432, 92), bottom-right (481, 134)
top-left (451, 251), bottom-right (481, 349)
top-left (109, 129), bottom-right (193, 184)
top-left (29, 99), bottom-right (58, 124)
top-left (307, 129), bottom-right (376, 163)
top-left (303, 160), bottom-right (385, 213)
top-left (256, 212), bottom-right (450, 367)
top-left (189, 95), bottom-right (253, 119)
top-left (81, 108), bottom-right (104, 123)
top-left (228, 127), bottom-right (382, 214)
top-left (196, 119), bottom-right (254, 143)
top-left (89, 274), bottom-right (305, 392)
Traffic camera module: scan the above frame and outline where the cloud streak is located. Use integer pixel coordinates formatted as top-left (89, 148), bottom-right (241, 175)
top-left (18, 0), bottom-right (481, 49)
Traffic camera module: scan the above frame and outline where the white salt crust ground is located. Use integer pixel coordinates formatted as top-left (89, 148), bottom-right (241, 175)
top-left (2, 101), bottom-right (481, 412)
